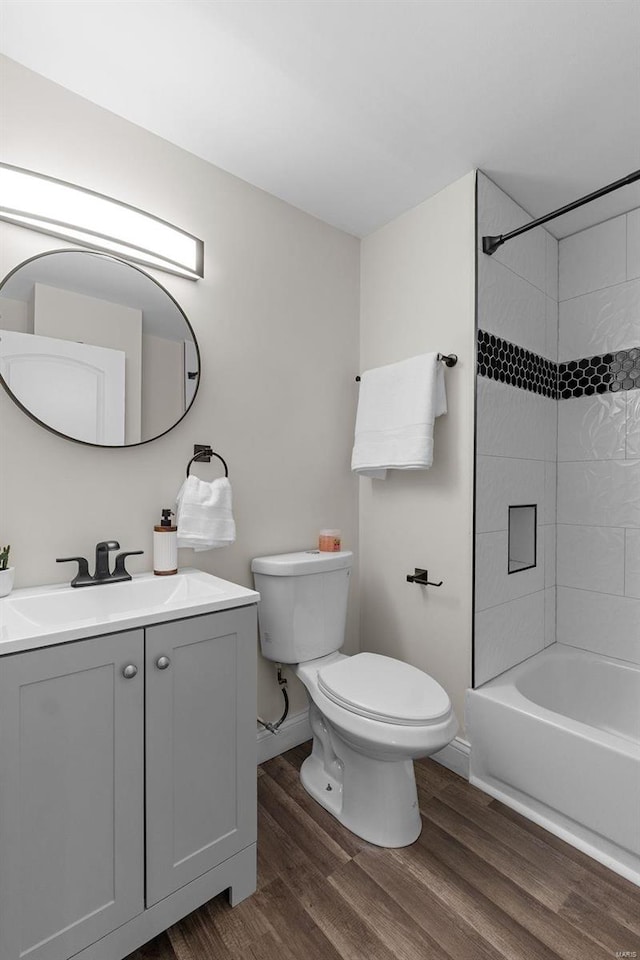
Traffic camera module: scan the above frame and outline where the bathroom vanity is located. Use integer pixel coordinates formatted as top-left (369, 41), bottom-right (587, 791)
top-left (0, 570), bottom-right (259, 960)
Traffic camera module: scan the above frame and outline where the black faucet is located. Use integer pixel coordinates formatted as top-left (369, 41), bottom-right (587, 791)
top-left (56, 542), bottom-right (144, 587)
top-left (94, 541), bottom-right (120, 581)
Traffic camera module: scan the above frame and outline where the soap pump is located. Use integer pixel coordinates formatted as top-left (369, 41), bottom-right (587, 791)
top-left (153, 508), bottom-right (178, 576)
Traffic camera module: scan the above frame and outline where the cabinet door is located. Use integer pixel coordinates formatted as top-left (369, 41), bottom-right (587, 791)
top-left (145, 606), bottom-right (257, 905)
top-left (0, 631), bottom-right (144, 960)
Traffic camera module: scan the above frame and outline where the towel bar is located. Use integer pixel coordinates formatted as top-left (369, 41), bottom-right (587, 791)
top-left (355, 353), bottom-right (457, 381)
top-left (186, 443), bottom-right (229, 478)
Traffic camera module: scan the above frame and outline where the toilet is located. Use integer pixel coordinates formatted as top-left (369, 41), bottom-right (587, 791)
top-left (251, 549), bottom-right (458, 847)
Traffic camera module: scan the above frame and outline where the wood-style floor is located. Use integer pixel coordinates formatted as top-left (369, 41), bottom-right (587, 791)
top-left (127, 741), bottom-right (640, 960)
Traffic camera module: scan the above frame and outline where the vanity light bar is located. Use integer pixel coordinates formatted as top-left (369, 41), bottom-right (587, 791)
top-left (0, 163), bottom-right (204, 280)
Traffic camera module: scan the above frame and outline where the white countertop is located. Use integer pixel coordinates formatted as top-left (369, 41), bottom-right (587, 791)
top-left (0, 568), bottom-right (259, 656)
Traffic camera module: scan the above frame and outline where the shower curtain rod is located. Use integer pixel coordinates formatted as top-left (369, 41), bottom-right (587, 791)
top-left (482, 169), bottom-right (640, 256)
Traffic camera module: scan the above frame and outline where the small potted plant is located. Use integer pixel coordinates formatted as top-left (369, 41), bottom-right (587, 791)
top-left (0, 544), bottom-right (14, 597)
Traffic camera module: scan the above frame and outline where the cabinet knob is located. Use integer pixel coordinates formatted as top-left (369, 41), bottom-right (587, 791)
top-left (122, 664), bottom-right (138, 679)
top-left (156, 656), bottom-right (171, 670)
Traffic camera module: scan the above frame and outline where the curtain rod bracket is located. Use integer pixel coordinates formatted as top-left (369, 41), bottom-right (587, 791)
top-left (482, 235), bottom-right (504, 256)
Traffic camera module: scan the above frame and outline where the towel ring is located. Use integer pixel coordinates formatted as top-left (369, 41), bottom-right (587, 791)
top-left (186, 446), bottom-right (229, 479)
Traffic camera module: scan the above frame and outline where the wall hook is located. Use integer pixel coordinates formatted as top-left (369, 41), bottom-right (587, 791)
top-left (406, 568), bottom-right (443, 587)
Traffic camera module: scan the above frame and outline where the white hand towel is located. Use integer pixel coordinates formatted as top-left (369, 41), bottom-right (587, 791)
top-left (351, 353), bottom-right (447, 479)
top-left (175, 475), bottom-right (236, 551)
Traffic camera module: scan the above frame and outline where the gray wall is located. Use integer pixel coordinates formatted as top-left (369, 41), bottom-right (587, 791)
top-left (359, 172), bottom-right (476, 736)
top-left (0, 56), bottom-right (360, 720)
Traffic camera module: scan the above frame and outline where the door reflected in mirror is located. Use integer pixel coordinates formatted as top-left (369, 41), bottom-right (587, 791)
top-left (0, 249), bottom-right (200, 446)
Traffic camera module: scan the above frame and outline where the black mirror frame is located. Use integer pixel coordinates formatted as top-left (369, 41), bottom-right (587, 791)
top-left (0, 247), bottom-right (202, 448)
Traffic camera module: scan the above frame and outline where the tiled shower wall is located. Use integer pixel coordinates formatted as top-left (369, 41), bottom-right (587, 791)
top-left (475, 173), bottom-right (558, 685)
top-left (475, 172), bottom-right (640, 684)
top-left (556, 211), bottom-right (640, 664)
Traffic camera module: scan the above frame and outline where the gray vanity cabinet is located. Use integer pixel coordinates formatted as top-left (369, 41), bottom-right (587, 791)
top-left (0, 630), bottom-right (145, 960)
top-left (145, 606), bottom-right (257, 905)
top-left (0, 604), bottom-right (258, 960)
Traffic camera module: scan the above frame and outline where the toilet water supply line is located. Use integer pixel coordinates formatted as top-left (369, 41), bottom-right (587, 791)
top-left (258, 664), bottom-right (290, 734)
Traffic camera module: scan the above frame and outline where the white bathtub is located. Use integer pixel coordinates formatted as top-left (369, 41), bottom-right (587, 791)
top-left (466, 643), bottom-right (640, 885)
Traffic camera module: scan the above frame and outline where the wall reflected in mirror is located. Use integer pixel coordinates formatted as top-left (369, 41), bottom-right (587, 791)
top-left (0, 249), bottom-right (199, 446)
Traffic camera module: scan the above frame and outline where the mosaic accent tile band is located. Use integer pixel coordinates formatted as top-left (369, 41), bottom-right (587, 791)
top-left (558, 348), bottom-right (640, 398)
top-left (477, 330), bottom-right (640, 399)
top-left (477, 330), bottom-right (556, 398)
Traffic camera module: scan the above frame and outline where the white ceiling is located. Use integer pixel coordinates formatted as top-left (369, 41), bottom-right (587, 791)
top-left (1, 0), bottom-right (639, 238)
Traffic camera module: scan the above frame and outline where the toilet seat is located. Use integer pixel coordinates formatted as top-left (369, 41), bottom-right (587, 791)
top-left (317, 652), bottom-right (451, 726)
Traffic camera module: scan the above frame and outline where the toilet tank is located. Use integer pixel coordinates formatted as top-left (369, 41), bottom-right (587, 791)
top-left (251, 550), bottom-right (353, 663)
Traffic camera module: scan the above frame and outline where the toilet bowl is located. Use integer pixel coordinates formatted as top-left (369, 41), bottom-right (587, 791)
top-left (251, 549), bottom-right (458, 847)
top-left (295, 652), bottom-right (458, 846)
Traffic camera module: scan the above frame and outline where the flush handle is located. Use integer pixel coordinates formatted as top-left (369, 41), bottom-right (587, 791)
top-left (122, 664), bottom-right (138, 679)
top-left (156, 656), bottom-right (171, 670)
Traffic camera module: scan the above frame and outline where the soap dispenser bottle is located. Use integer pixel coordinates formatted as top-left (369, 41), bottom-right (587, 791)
top-left (153, 508), bottom-right (178, 576)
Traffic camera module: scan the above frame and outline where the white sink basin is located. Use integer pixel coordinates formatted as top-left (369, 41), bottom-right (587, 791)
top-left (0, 569), bottom-right (259, 654)
top-left (7, 572), bottom-right (230, 626)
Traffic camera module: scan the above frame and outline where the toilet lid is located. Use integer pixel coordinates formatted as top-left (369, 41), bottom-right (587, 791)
top-left (317, 653), bottom-right (451, 726)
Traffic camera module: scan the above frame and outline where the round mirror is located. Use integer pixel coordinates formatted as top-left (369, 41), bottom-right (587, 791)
top-left (0, 249), bottom-right (199, 446)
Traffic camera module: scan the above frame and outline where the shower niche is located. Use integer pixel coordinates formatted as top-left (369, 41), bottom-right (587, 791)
top-left (508, 505), bottom-right (537, 574)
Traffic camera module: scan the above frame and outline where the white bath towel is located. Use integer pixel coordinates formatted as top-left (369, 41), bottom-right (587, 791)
top-left (351, 353), bottom-right (447, 479)
top-left (175, 475), bottom-right (236, 550)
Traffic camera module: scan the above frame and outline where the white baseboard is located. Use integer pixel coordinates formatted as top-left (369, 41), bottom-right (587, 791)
top-left (431, 736), bottom-right (470, 779)
top-left (257, 709), bottom-right (311, 764)
top-left (257, 709), bottom-right (469, 779)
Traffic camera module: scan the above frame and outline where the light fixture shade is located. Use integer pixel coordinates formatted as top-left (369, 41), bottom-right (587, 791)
top-left (0, 163), bottom-right (204, 280)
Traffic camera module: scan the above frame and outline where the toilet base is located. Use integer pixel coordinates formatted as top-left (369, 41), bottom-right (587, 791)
top-left (300, 729), bottom-right (422, 848)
